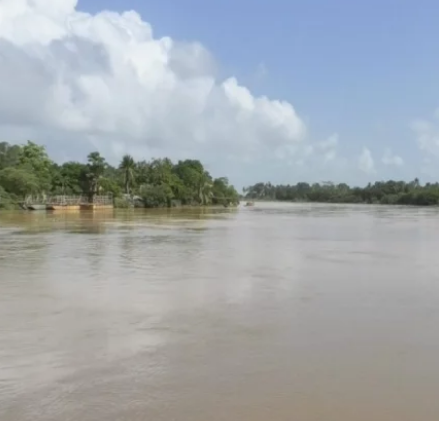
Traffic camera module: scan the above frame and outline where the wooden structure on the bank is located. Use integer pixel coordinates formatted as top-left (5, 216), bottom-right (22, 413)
top-left (21, 195), bottom-right (114, 211)
top-left (20, 195), bottom-right (47, 211)
top-left (25, 203), bottom-right (47, 211)
top-left (79, 195), bottom-right (114, 210)
top-left (46, 195), bottom-right (84, 210)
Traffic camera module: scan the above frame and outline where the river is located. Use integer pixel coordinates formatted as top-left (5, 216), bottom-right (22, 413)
top-left (1, 202), bottom-right (439, 420)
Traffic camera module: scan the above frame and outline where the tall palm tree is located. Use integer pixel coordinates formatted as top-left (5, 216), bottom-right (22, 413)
top-left (412, 177), bottom-right (420, 189)
top-left (197, 170), bottom-right (213, 205)
top-left (119, 155), bottom-right (136, 195)
top-left (86, 152), bottom-right (107, 199)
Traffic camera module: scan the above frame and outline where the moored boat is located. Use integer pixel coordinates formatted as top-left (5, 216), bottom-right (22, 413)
top-left (79, 204), bottom-right (114, 211)
top-left (27, 204), bottom-right (47, 211)
top-left (46, 195), bottom-right (83, 211)
top-left (80, 194), bottom-right (114, 211)
top-left (47, 205), bottom-right (81, 211)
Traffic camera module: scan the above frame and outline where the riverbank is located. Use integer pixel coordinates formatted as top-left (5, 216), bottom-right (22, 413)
top-left (242, 198), bottom-right (439, 207)
top-left (243, 180), bottom-right (439, 206)
top-left (6, 197), bottom-right (439, 211)
top-left (0, 202), bottom-right (240, 212)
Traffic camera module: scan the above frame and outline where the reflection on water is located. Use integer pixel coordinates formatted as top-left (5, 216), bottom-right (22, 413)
top-left (1, 203), bottom-right (439, 420)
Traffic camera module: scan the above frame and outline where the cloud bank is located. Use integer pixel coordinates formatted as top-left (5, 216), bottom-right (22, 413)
top-left (382, 148), bottom-right (404, 167)
top-left (358, 147), bottom-right (375, 174)
top-left (0, 0), bottom-right (308, 169)
top-left (411, 110), bottom-right (439, 159)
top-left (0, 0), bottom-right (415, 186)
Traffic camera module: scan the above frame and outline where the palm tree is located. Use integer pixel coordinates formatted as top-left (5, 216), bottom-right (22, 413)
top-left (119, 154), bottom-right (136, 195)
top-left (412, 177), bottom-right (420, 189)
top-left (197, 171), bottom-right (213, 205)
top-left (86, 152), bottom-right (107, 199)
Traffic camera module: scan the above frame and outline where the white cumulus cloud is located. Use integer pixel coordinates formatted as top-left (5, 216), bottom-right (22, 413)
top-left (0, 0), bottom-right (307, 170)
top-left (411, 109), bottom-right (439, 158)
top-left (316, 133), bottom-right (338, 162)
top-left (358, 147), bottom-right (375, 174)
top-left (382, 148), bottom-right (404, 166)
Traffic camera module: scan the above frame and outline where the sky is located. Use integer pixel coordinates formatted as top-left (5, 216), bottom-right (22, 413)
top-left (1, 0), bottom-right (439, 189)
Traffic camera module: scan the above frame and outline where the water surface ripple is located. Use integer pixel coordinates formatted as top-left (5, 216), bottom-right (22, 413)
top-left (1, 203), bottom-right (439, 420)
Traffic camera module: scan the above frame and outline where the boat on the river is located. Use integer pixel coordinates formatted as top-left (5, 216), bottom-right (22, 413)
top-left (244, 201), bottom-right (255, 207)
top-left (19, 195), bottom-right (114, 211)
top-left (46, 195), bottom-right (83, 211)
top-left (27, 204), bottom-right (47, 211)
top-left (79, 195), bottom-right (114, 211)
top-left (79, 203), bottom-right (114, 210)
top-left (20, 196), bottom-right (47, 210)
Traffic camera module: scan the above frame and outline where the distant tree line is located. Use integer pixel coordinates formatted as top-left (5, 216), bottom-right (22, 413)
top-left (243, 179), bottom-right (439, 206)
top-left (0, 141), bottom-right (240, 210)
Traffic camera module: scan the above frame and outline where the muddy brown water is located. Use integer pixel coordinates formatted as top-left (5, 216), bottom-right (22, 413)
top-left (1, 203), bottom-right (439, 420)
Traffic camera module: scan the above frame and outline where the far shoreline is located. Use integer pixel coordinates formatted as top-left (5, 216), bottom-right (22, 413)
top-left (4, 199), bottom-right (439, 212)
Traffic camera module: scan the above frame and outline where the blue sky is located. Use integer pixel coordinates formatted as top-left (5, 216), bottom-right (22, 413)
top-left (2, 0), bottom-right (439, 187)
top-left (81, 0), bottom-right (437, 134)
top-left (78, 0), bottom-right (439, 183)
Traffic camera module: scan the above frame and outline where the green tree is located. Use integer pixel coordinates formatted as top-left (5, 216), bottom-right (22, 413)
top-left (99, 177), bottom-right (122, 197)
top-left (173, 160), bottom-right (212, 204)
top-left (85, 152), bottom-right (107, 199)
top-left (0, 140), bottom-right (242, 210)
top-left (0, 167), bottom-right (40, 198)
top-left (197, 170), bottom-right (213, 205)
top-left (18, 141), bottom-right (53, 193)
top-left (0, 142), bottom-right (21, 170)
top-left (0, 185), bottom-right (14, 209)
top-left (212, 177), bottom-right (239, 206)
top-left (119, 154), bottom-right (136, 194)
top-left (58, 161), bottom-right (88, 194)
top-left (139, 183), bottom-right (173, 208)
top-left (243, 178), bottom-right (439, 207)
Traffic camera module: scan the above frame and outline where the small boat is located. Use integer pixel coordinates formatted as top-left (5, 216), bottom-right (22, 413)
top-left (47, 205), bottom-right (81, 211)
top-left (80, 195), bottom-right (114, 211)
top-left (27, 204), bottom-right (47, 211)
top-left (79, 204), bottom-right (114, 211)
top-left (244, 201), bottom-right (255, 207)
top-left (47, 195), bottom-right (85, 211)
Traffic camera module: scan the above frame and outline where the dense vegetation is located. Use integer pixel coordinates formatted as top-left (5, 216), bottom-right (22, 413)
top-left (0, 141), bottom-right (240, 210)
top-left (244, 180), bottom-right (439, 206)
